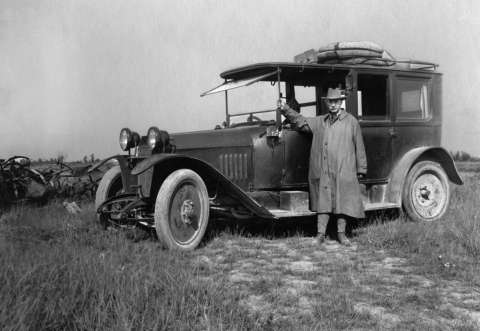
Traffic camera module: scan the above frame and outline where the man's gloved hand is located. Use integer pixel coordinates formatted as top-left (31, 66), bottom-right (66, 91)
top-left (277, 99), bottom-right (286, 114)
top-left (357, 173), bottom-right (365, 180)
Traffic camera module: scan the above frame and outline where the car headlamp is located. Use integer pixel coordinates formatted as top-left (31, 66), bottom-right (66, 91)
top-left (119, 128), bottom-right (131, 151)
top-left (119, 128), bottom-right (140, 151)
top-left (147, 126), bottom-right (161, 149)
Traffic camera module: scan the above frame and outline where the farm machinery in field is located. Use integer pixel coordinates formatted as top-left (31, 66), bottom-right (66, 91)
top-left (0, 156), bottom-right (110, 208)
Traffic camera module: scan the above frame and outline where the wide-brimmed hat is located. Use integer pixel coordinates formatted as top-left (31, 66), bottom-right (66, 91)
top-left (321, 88), bottom-right (346, 100)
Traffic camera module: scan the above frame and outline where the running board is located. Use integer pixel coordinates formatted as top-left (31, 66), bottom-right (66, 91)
top-left (268, 209), bottom-right (317, 219)
top-left (268, 202), bottom-right (399, 219)
top-left (364, 202), bottom-right (399, 211)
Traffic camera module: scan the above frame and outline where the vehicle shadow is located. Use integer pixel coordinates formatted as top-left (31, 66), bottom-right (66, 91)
top-left (125, 209), bottom-right (404, 247)
top-left (205, 209), bottom-right (403, 244)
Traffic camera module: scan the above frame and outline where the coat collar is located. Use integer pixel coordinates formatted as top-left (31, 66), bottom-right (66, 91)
top-left (324, 110), bottom-right (347, 122)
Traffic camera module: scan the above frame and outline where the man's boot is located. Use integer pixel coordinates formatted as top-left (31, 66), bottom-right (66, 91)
top-left (317, 214), bottom-right (329, 245)
top-left (337, 232), bottom-right (352, 246)
top-left (337, 217), bottom-right (352, 246)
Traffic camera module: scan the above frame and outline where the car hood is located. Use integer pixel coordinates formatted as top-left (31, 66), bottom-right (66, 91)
top-left (170, 125), bottom-right (267, 151)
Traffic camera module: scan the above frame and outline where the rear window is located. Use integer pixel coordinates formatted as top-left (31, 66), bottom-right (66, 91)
top-left (396, 77), bottom-right (431, 120)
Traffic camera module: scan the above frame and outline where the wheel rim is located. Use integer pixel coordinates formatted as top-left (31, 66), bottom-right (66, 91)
top-left (411, 172), bottom-right (447, 219)
top-left (168, 180), bottom-right (204, 245)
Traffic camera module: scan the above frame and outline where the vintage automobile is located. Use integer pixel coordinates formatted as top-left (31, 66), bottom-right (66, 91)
top-left (92, 50), bottom-right (463, 250)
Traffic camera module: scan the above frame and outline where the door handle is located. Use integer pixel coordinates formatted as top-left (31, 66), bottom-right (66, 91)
top-left (389, 128), bottom-right (397, 138)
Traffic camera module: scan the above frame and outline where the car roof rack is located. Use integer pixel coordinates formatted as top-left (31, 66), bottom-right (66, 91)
top-left (392, 59), bottom-right (438, 71)
top-left (293, 44), bottom-right (439, 71)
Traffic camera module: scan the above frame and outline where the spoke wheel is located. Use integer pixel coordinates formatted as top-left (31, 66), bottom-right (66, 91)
top-left (95, 166), bottom-right (122, 228)
top-left (155, 169), bottom-right (209, 250)
top-left (403, 161), bottom-right (450, 222)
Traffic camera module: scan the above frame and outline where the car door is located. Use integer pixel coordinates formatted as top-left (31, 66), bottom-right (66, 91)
top-left (280, 83), bottom-right (317, 188)
top-left (281, 129), bottom-right (310, 188)
top-left (353, 71), bottom-right (393, 181)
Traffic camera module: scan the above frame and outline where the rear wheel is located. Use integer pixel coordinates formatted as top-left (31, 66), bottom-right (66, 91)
top-left (154, 169), bottom-right (209, 250)
top-left (95, 166), bottom-right (122, 227)
top-left (402, 161), bottom-right (450, 222)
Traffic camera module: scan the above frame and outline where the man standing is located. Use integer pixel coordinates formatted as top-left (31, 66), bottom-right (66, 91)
top-left (279, 88), bottom-right (367, 246)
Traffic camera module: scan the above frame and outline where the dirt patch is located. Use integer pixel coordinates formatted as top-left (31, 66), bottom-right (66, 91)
top-left (199, 236), bottom-right (480, 329)
top-left (229, 271), bottom-right (256, 283)
top-left (354, 302), bottom-right (401, 329)
top-left (288, 260), bottom-right (315, 272)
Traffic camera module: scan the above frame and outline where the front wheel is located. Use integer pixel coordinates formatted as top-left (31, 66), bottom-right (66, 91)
top-left (402, 161), bottom-right (450, 222)
top-left (154, 169), bottom-right (209, 250)
top-left (95, 165), bottom-right (122, 227)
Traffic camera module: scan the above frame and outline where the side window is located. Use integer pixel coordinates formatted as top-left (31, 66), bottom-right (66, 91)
top-left (396, 77), bottom-right (431, 120)
top-left (357, 74), bottom-right (388, 120)
top-left (294, 85), bottom-right (317, 117)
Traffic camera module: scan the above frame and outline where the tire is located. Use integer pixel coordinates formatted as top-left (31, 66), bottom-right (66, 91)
top-left (402, 161), bottom-right (450, 222)
top-left (154, 169), bottom-right (209, 250)
top-left (95, 166), bottom-right (122, 226)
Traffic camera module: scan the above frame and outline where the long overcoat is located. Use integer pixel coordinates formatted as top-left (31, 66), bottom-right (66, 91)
top-left (283, 107), bottom-right (367, 218)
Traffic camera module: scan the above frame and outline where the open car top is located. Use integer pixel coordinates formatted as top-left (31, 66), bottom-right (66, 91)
top-left (220, 62), bottom-right (349, 81)
top-left (201, 62), bottom-right (351, 97)
top-left (221, 61), bottom-right (439, 80)
top-left (201, 61), bottom-right (440, 97)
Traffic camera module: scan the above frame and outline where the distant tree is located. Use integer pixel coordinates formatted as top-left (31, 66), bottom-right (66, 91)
top-left (37, 158), bottom-right (43, 163)
top-left (57, 152), bottom-right (67, 164)
top-left (83, 155), bottom-right (88, 163)
top-left (90, 153), bottom-right (95, 163)
top-left (451, 150), bottom-right (474, 162)
top-left (461, 151), bottom-right (471, 161)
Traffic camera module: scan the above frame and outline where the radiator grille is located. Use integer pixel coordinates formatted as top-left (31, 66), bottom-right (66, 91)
top-left (137, 145), bottom-right (152, 158)
top-left (219, 153), bottom-right (248, 181)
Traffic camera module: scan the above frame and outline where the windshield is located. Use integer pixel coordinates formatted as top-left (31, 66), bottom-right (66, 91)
top-left (228, 81), bottom-right (280, 123)
top-left (201, 65), bottom-right (350, 127)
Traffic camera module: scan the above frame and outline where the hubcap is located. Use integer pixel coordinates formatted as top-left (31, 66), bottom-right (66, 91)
top-left (180, 199), bottom-right (195, 224)
top-left (412, 173), bottom-right (446, 219)
top-left (169, 182), bottom-right (202, 244)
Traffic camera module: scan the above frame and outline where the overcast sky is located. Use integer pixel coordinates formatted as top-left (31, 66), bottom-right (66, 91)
top-left (1, 0), bottom-right (479, 160)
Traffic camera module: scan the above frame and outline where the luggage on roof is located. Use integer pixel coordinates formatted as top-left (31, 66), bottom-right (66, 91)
top-left (317, 41), bottom-right (383, 53)
top-left (294, 41), bottom-right (394, 66)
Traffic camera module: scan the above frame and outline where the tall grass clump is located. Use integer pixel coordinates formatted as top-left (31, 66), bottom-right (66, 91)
top-left (358, 173), bottom-right (480, 282)
top-left (0, 203), bottom-right (258, 331)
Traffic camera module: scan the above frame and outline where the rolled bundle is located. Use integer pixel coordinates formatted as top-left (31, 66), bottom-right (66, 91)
top-left (293, 41), bottom-right (394, 66)
top-left (293, 49), bottom-right (318, 64)
top-left (323, 56), bottom-right (395, 66)
top-left (317, 41), bottom-right (384, 53)
top-left (316, 41), bottom-right (384, 62)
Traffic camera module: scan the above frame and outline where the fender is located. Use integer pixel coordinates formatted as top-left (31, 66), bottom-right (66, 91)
top-left (386, 146), bottom-right (463, 205)
top-left (88, 155), bottom-right (137, 194)
top-left (131, 153), bottom-right (274, 219)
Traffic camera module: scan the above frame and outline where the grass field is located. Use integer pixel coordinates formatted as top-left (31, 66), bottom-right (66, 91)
top-left (455, 161), bottom-right (480, 173)
top-left (0, 169), bottom-right (479, 330)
